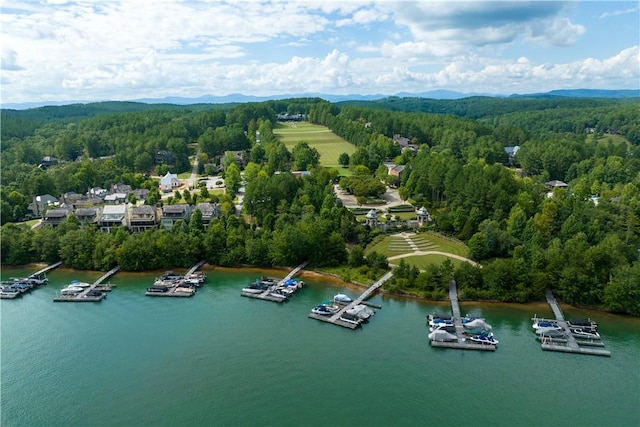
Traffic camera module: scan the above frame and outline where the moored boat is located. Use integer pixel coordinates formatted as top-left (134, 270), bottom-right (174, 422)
top-left (346, 304), bottom-right (375, 320)
top-left (311, 304), bottom-right (339, 315)
top-left (469, 332), bottom-right (499, 346)
top-left (339, 312), bottom-right (362, 326)
top-left (567, 318), bottom-right (598, 332)
top-left (334, 293), bottom-right (352, 304)
top-left (571, 328), bottom-right (601, 340)
top-left (428, 325), bottom-right (458, 342)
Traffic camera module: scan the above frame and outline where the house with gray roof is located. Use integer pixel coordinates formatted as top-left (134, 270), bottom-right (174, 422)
top-left (75, 207), bottom-right (101, 226)
top-left (194, 202), bottom-right (221, 229)
top-left (129, 205), bottom-right (159, 233)
top-left (160, 204), bottom-right (192, 229)
top-left (42, 208), bottom-right (72, 227)
top-left (99, 204), bottom-right (128, 232)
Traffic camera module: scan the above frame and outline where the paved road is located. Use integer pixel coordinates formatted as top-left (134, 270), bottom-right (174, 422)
top-left (334, 184), bottom-right (405, 210)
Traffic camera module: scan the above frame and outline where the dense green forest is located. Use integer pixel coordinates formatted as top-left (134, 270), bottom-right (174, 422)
top-left (1, 96), bottom-right (639, 315)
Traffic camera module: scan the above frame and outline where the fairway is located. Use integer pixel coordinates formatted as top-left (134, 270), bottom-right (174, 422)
top-left (274, 122), bottom-right (356, 167)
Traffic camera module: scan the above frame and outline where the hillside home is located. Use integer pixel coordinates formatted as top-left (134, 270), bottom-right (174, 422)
top-left (99, 204), bottom-right (128, 232)
top-left (129, 205), bottom-right (159, 233)
top-left (160, 172), bottom-right (179, 193)
top-left (75, 207), bottom-right (101, 226)
top-left (194, 202), bottom-right (221, 229)
top-left (42, 208), bottom-right (71, 227)
top-left (28, 194), bottom-right (58, 218)
top-left (160, 204), bottom-right (192, 229)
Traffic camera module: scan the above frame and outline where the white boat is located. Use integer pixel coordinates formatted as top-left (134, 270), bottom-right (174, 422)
top-left (269, 289), bottom-right (289, 300)
top-left (60, 286), bottom-right (84, 295)
top-left (346, 304), bottom-right (375, 320)
top-left (184, 272), bottom-right (206, 285)
top-left (334, 293), bottom-right (352, 304)
top-left (242, 280), bottom-right (270, 294)
top-left (463, 318), bottom-right (492, 331)
top-left (428, 325), bottom-right (458, 341)
top-left (311, 304), bottom-right (339, 315)
top-left (567, 318), bottom-right (598, 332)
top-left (534, 321), bottom-right (563, 335)
top-left (571, 328), bottom-right (601, 340)
top-left (469, 332), bottom-right (499, 346)
top-left (429, 318), bottom-right (455, 328)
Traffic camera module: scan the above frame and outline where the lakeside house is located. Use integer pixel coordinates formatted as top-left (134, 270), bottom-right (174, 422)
top-left (129, 205), bottom-right (159, 233)
top-left (99, 204), bottom-right (128, 232)
top-left (42, 208), bottom-right (71, 227)
top-left (28, 194), bottom-right (59, 218)
top-left (160, 204), bottom-right (193, 229)
top-left (75, 207), bottom-right (102, 226)
top-left (194, 202), bottom-right (221, 229)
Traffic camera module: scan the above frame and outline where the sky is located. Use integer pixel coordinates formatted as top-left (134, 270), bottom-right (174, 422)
top-left (1, 0), bottom-right (639, 104)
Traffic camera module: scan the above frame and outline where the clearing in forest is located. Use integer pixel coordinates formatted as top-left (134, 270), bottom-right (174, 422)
top-left (273, 121), bottom-right (356, 168)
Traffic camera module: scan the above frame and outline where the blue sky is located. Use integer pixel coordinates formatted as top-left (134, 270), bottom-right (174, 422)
top-left (1, 1), bottom-right (638, 104)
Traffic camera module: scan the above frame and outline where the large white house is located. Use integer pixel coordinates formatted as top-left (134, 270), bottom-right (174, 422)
top-left (160, 172), bottom-right (179, 193)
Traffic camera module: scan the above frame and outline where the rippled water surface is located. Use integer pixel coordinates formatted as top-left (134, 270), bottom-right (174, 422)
top-left (1, 266), bottom-right (639, 426)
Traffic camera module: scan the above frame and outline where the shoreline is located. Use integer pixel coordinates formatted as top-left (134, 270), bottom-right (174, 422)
top-left (2, 262), bottom-right (630, 317)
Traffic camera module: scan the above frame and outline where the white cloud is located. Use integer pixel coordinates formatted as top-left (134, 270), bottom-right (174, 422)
top-left (0, 1), bottom-right (637, 103)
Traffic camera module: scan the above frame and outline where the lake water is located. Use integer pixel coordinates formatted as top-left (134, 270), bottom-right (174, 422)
top-left (1, 265), bottom-right (639, 427)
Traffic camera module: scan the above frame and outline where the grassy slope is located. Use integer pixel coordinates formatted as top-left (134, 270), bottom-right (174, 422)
top-left (273, 122), bottom-right (357, 167)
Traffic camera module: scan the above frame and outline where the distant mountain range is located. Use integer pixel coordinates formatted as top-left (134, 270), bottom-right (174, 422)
top-left (2, 89), bottom-right (638, 110)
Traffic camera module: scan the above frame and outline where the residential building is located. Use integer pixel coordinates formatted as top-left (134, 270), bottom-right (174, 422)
top-left (104, 193), bottom-right (128, 205)
top-left (42, 208), bottom-right (71, 227)
top-left (160, 204), bottom-right (192, 229)
top-left (129, 205), bottom-right (159, 233)
top-left (194, 202), bottom-right (220, 229)
top-left (160, 172), bottom-right (179, 193)
top-left (99, 204), bottom-right (128, 232)
top-left (28, 194), bottom-right (58, 218)
top-left (75, 207), bottom-right (101, 226)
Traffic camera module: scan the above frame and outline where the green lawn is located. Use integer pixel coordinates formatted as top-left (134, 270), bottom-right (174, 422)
top-left (274, 122), bottom-right (356, 167)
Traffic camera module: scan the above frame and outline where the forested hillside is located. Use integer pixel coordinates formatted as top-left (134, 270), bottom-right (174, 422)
top-left (1, 96), bottom-right (638, 315)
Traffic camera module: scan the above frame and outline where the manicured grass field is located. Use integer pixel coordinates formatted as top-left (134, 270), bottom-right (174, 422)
top-left (274, 122), bottom-right (356, 167)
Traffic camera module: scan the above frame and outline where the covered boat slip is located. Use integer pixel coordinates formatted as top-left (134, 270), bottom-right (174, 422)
top-left (539, 290), bottom-right (611, 357)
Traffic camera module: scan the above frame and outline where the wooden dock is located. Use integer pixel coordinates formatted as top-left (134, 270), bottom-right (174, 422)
top-left (540, 290), bottom-right (610, 357)
top-left (186, 260), bottom-right (206, 276)
top-left (2, 262), bottom-right (63, 299)
top-left (32, 261), bottom-right (62, 277)
top-left (240, 261), bottom-right (308, 302)
top-left (429, 280), bottom-right (496, 351)
top-left (308, 271), bottom-right (392, 329)
top-left (54, 265), bottom-right (120, 302)
top-left (145, 261), bottom-right (207, 298)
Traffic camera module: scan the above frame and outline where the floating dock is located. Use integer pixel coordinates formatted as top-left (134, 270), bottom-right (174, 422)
top-left (539, 290), bottom-right (610, 357)
top-left (145, 261), bottom-right (206, 297)
top-left (241, 261), bottom-right (308, 302)
top-left (1, 262), bottom-right (62, 299)
top-left (308, 271), bottom-right (392, 329)
top-left (53, 265), bottom-right (119, 302)
top-left (429, 280), bottom-right (496, 351)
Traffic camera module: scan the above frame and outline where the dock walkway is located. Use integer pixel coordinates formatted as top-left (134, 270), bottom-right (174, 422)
top-left (186, 260), bottom-right (206, 276)
top-left (1, 262), bottom-right (62, 299)
top-left (429, 280), bottom-right (496, 351)
top-left (308, 271), bottom-right (393, 329)
top-left (540, 290), bottom-right (610, 357)
top-left (32, 261), bottom-right (62, 277)
top-left (54, 265), bottom-right (119, 302)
